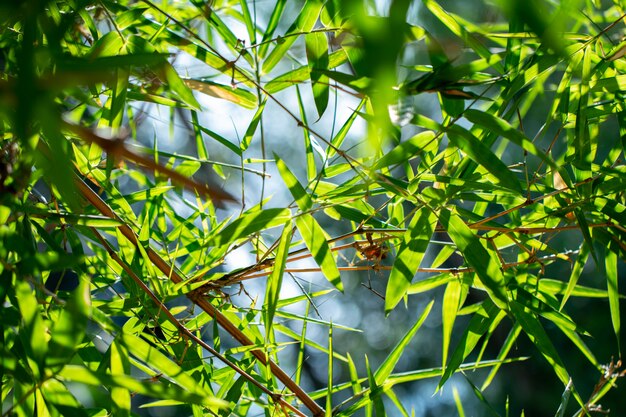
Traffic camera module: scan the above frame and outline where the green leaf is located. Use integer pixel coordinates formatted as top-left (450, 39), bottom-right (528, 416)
top-left (295, 86), bottom-right (319, 182)
top-left (366, 355), bottom-right (385, 417)
top-left (110, 339), bottom-right (131, 417)
top-left (372, 131), bottom-right (437, 170)
top-left (118, 332), bottom-right (213, 397)
top-left (604, 244), bottom-right (621, 354)
top-left (327, 99), bottom-right (366, 158)
top-left (241, 98), bottom-right (267, 151)
top-left (538, 279), bottom-right (615, 299)
top-left (439, 300), bottom-right (505, 389)
top-left (463, 109), bottom-right (557, 169)
top-left (326, 323), bottom-right (334, 417)
top-left (422, 0), bottom-right (504, 73)
top-left (161, 63), bottom-right (201, 110)
top-left (306, 32), bottom-right (330, 118)
top-left (559, 243), bottom-right (589, 310)
top-left (447, 125), bottom-right (523, 195)
top-left (264, 223), bottom-right (292, 338)
top-left (207, 208), bottom-right (292, 247)
top-left (275, 154), bottom-right (313, 211)
top-left (57, 365), bottom-right (225, 408)
top-left (375, 300), bottom-right (434, 384)
top-left (509, 303), bottom-right (571, 387)
top-left (481, 323), bottom-right (522, 390)
top-left (16, 281), bottom-right (48, 376)
top-left (262, 0), bottom-right (324, 74)
top-left (258, 0), bottom-right (287, 58)
top-left (442, 278), bottom-right (463, 370)
top-left (294, 214), bottom-right (343, 291)
top-left (184, 79), bottom-right (257, 109)
top-left (265, 49), bottom-right (349, 94)
top-left (439, 208), bottom-right (509, 309)
top-left (46, 275), bottom-right (90, 368)
top-left (386, 207), bottom-right (437, 313)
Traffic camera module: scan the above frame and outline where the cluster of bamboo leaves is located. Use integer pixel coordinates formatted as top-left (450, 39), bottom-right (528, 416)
top-left (1, 0), bottom-right (625, 416)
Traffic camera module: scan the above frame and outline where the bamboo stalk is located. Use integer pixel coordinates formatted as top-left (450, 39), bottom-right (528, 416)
top-left (75, 176), bottom-right (324, 417)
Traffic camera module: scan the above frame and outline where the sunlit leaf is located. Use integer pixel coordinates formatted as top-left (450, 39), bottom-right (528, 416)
top-left (207, 208), bottom-right (292, 247)
top-left (386, 207), bottom-right (437, 313)
top-left (184, 79), bottom-right (257, 109)
top-left (264, 222), bottom-right (292, 338)
top-left (439, 208), bottom-right (509, 308)
top-left (306, 32), bottom-right (330, 118)
top-left (262, 0), bottom-right (324, 74)
top-left (294, 214), bottom-right (343, 291)
top-left (376, 300), bottom-right (434, 384)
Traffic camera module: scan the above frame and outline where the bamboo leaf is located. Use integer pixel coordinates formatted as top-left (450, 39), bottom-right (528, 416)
top-left (264, 223), bottom-right (292, 338)
top-left (241, 98), bottom-right (267, 151)
top-left (110, 339), bottom-right (131, 416)
top-left (442, 278), bottom-right (463, 370)
top-left (509, 303), bottom-right (571, 388)
top-left (295, 86), bottom-right (319, 182)
top-left (57, 365), bottom-right (225, 407)
top-left (560, 243), bottom-right (589, 310)
top-left (275, 153), bottom-right (313, 212)
top-left (439, 300), bottom-right (505, 390)
top-left (46, 276), bottom-right (90, 368)
top-left (439, 208), bottom-right (509, 309)
top-left (463, 109), bottom-right (557, 169)
top-left (326, 323), bottom-right (334, 417)
top-left (262, 0), bottom-right (324, 74)
top-left (258, 0), bottom-right (287, 58)
top-left (366, 355), bottom-right (385, 417)
top-left (207, 208), bottom-right (291, 247)
top-left (604, 244), bottom-right (621, 354)
top-left (386, 207), bottom-right (437, 314)
top-left (372, 131), bottom-right (437, 170)
top-left (118, 332), bottom-right (213, 397)
top-left (184, 79), bottom-right (257, 109)
top-left (15, 281), bottom-right (48, 376)
top-left (295, 213), bottom-right (343, 291)
top-left (161, 63), bottom-right (201, 110)
top-left (375, 300), bottom-right (434, 384)
top-left (306, 32), bottom-right (330, 118)
top-left (447, 125), bottom-right (523, 195)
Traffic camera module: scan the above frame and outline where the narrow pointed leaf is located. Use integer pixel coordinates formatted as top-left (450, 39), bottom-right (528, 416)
top-left (372, 131), bottom-right (437, 170)
top-left (386, 207), bottom-right (437, 313)
top-left (208, 208), bottom-right (291, 247)
top-left (442, 279), bottom-right (462, 370)
top-left (184, 79), bottom-right (257, 109)
top-left (262, 0), bottom-right (324, 74)
top-left (439, 300), bottom-right (504, 389)
top-left (509, 303), bottom-right (572, 388)
top-left (463, 109), bottom-right (557, 169)
top-left (605, 246), bottom-right (621, 353)
top-left (241, 98), bottom-right (267, 151)
top-left (306, 32), bottom-right (330, 118)
top-left (264, 223), bottom-right (292, 338)
top-left (295, 213), bottom-right (343, 291)
top-left (47, 276), bottom-right (90, 367)
top-left (275, 154), bottom-right (313, 211)
top-left (439, 208), bottom-right (508, 308)
top-left (447, 125), bottom-right (523, 195)
top-left (375, 300), bottom-right (434, 384)
top-left (560, 243), bottom-right (589, 310)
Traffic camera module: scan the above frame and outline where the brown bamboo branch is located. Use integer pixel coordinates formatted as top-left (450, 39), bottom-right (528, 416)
top-left (75, 176), bottom-right (324, 417)
top-left (63, 122), bottom-right (236, 205)
top-left (90, 228), bottom-right (305, 417)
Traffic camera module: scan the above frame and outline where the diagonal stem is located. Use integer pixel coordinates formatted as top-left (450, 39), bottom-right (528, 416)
top-left (75, 176), bottom-right (324, 417)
